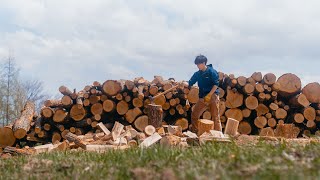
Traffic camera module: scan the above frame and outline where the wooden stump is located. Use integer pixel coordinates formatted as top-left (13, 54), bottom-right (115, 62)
top-left (134, 115), bottom-right (149, 132)
top-left (197, 119), bottom-right (214, 136)
top-left (147, 104), bottom-right (163, 128)
top-left (224, 118), bottom-right (239, 136)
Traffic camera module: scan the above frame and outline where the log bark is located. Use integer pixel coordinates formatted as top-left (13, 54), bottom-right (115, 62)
top-left (13, 101), bottom-right (35, 139)
top-left (59, 86), bottom-right (73, 96)
top-left (147, 104), bottom-right (163, 128)
top-left (65, 132), bottom-right (86, 149)
top-left (44, 99), bottom-right (62, 108)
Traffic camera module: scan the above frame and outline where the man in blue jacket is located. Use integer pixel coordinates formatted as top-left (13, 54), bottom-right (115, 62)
top-left (183, 55), bottom-right (222, 133)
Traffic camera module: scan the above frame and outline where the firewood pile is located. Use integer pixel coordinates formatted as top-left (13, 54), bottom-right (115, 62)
top-left (1, 72), bottom-right (320, 151)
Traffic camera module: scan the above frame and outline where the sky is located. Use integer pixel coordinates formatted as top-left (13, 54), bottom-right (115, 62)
top-left (0, 0), bottom-right (320, 96)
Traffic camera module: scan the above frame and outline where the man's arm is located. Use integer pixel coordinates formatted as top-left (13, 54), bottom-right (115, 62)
top-left (207, 70), bottom-right (220, 96)
top-left (188, 72), bottom-right (198, 87)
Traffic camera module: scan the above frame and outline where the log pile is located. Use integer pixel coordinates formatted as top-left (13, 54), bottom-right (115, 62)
top-left (1, 72), bottom-right (320, 149)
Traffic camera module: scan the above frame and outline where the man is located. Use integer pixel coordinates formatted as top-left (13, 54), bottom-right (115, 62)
top-left (183, 55), bottom-right (222, 133)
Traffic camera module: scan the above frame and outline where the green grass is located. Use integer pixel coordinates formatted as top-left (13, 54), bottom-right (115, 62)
top-left (1, 141), bottom-right (320, 180)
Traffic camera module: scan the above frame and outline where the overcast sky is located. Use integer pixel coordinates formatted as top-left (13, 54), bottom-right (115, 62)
top-left (1, 0), bottom-right (320, 96)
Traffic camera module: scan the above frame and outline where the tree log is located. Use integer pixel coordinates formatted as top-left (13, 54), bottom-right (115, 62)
top-left (289, 94), bottom-right (310, 108)
top-left (243, 84), bottom-right (254, 94)
top-left (263, 73), bottom-right (276, 85)
top-left (103, 100), bottom-right (116, 113)
top-left (59, 86), bottom-right (73, 96)
top-left (147, 104), bottom-right (163, 128)
top-left (134, 115), bottom-right (149, 132)
top-left (251, 72), bottom-right (262, 82)
top-left (225, 108), bottom-right (243, 121)
top-left (254, 116), bottom-right (267, 128)
top-left (125, 108), bottom-right (143, 123)
top-left (41, 107), bottom-right (54, 118)
top-left (259, 127), bottom-right (274, 137)
top-left (0, 125), bottom-right (16, 147)
top-left (303, 106), bottom-right (316, 121)
top-left (302, 82), bottom-right (320, 103)
top-left (13, 101), bottom-right (35, 139)
top-left (174, 118), bottom-right (189, 131)
top-left (224, 118), bottom-right (239, 136)
top-left (70, 105), bottom-right (86, 121)
top-left (117, 100), bottom-right (129, 115)
top-left (238, 121), bottom-right (252, 135)
top-left (53, 108), bottom-right (68, 123)
top-left (245, 96), bottom-right (258, 110)
top-left (187, 87), bottom-right (199, 104)
top-left (293, 113), bottom-right (304, 123)
top-left (102, 80), bottom-right (125, 96)
top-left (226, 89), bottom-right (243, 108)
top-left (144, 125), bottom-right (156, 136)
top-left (91, 103), bottom-right (103, 115)
top-left (277, 73), bottom-right (301, 97)
top-left (275, 108), bottom-right (287, 119)
top-left (256, 104), bottom-right (269, 116)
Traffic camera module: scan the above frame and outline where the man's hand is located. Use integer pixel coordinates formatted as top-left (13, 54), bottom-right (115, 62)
top-left (204, 93), bottom-right (212, 103)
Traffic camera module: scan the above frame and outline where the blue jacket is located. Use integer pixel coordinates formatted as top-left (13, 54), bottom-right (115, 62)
top-left (188, 64), bottom-right (220, 98)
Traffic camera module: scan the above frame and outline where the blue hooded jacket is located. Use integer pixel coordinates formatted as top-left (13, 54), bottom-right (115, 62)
top-left (188, 64), bottom-right (220, 98)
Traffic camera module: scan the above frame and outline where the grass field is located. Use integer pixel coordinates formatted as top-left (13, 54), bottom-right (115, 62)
top-left (1, 140), bottom-right (320, 180)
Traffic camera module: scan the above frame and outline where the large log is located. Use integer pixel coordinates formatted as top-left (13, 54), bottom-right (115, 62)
top-left (251, 72), bottom-right (262, 82)
top-left (53, 108), bottom-right (68, 123)
top-left (91, 103), bottom-right (103, 115)
top-left (12, 101), bottom-right (35, 139)
top-left (277, 73), bottom-right (301, 97)
top-left (254, 116), bottom-right (267, 129)
top-left (103, 100), bottom-right (116, 112)
top-left (70, 105), bottom-right (86, 121)
top-left (0, 125), bottom-right (16, 147)
top-left (303, 107), bottom-right (316, 121)
top-left (41, 107), bottom-right (54, 119)
top-left (102, 80), bottom-right (125, 96)
top-left (302, 82), bottom-right (320, 103)
top-left (225, 89), bottom-right (243, 108)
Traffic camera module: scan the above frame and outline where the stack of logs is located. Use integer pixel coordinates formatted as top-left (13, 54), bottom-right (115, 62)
top-left (1, 72), bottom-right (320, 147)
